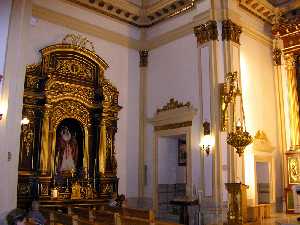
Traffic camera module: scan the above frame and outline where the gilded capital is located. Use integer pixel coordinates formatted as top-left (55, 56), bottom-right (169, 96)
top-left (194, 20), bottom-right (218, 45)
top-left (273, 48), bottom-right (282, 65)
top-left (139, 50), bottom-right (149, 67)
top-left (285, 54), bottom-right (296, 69)
top-left (222, 19), bottom-right (242, 44)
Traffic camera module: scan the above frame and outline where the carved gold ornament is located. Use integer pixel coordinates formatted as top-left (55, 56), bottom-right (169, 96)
top-left (55, 59), bottom-right (93, 81)
top-left (222, 20), bottom-right (242, 44)
top-left (273, 48), bottom-right (282, 65)
top-left (288, 157), bottom-right (300, 184)
top-left (52, 100), bottom-right (90, 128)
top-left (62, 34), bottom-right (95, 52)
top-left (47, 82), bottom-right (96, 107)
top-left (220, 72), bottom-right (240, 131)
top-left (194, 20), bottom-right (218, 45)
top-left (156, 98), bottom-right (191, 114)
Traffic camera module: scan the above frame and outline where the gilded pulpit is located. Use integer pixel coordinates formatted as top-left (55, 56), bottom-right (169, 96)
top-left (17, 35), bottom-right (121, 208)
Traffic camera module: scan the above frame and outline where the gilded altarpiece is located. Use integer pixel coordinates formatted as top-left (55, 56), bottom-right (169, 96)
top-left (17, 37), bottom-right (121, 208)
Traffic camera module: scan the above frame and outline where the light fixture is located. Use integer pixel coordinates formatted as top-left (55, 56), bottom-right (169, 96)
top-left (21, 117), bottom-right (30, 125)
top-left (0, 113), bottom-right (3, 120)
top-left (223, 71), bottom-right (253, 157)
top-left (220, 72), bottom-right (241, 131)
top-left (200, 121), bottom-right (214, 156)
top-left (227, 119), bottom-right (253, 157)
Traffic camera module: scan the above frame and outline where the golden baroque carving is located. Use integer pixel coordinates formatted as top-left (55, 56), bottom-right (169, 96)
top-left (51, 100), bottom-right (90, 128)
top-left (285, 53), bottom-right (296, 69)
top-left (273, 48), bottom-right (282, 65)
top-left (62, 34), bottom-right (95, 52)
top-left (222, 20), bottom-right (242, 44)
top-left (288, 157), bottom-right (300, 184)
top-left (21, 124), bottom-right (34, 157)
top-left (26, 76), bottom-right (40, 89)
top-left (47, 82), bottom-right (96, 106)
top-left (102, 79), bottom-right (122, 117)
top-left (139, 50), bottom-right (149, 67)
top-left (194, 20), bottom-right (218, 45)
top-left (156, 98), bottom-right (191, 114)
top-left (56, 59), bottom-right (93, 81)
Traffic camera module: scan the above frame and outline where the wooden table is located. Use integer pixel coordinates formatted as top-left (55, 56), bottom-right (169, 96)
top-left (170, 197), bottom-right (198, 225)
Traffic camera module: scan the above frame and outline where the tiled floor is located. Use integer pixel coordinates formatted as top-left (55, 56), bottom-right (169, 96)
top-left (261, 213), bottom-right (299, 225)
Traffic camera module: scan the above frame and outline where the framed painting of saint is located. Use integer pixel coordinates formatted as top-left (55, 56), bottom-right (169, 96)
top-left (55, 118), bottom-right (84, 174)
top-left (178, 139), bottom-right (187, 166)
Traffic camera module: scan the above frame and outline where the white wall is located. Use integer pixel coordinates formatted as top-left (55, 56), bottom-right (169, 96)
top-left (145, 33), bottom-right (200, 197)
top-left (0, 0), bottom-right (12, 75)
top-left (240, 33), bottom-right (279, 205)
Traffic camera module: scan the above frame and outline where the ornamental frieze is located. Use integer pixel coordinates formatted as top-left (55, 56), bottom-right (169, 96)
top-left (55, 59), bottom-right (94, 82)
top-left (47, 82), bottom-right (96, 106)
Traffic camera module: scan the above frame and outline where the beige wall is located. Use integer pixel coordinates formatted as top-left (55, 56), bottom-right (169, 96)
top-left (240, 32), bottom-right (280, 206)
top-left (145, 33), bottom-right (201, 197)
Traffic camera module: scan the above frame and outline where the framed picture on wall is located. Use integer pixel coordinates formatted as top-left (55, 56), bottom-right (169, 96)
top-left (178, 139), bottom-right (187, 166)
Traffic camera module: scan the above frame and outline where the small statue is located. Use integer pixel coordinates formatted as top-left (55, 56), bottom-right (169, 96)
top-left (71, 181), bottom-right (81, 199)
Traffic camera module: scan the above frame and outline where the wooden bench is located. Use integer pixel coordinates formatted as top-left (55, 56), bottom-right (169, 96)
top-left (247, 204), bottom-right (271, 223)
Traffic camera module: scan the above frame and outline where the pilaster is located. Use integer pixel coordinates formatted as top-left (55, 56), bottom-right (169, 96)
top-left (138, 49), bottom-right (148, 197)
top-left (0, 0), bottom-right (32, 214)
top-left (221, 19), bottom-right (244, 185)
top-left (194, 20), bottom-right (222, 206)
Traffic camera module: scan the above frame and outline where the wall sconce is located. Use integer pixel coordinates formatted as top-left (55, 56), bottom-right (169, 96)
top-left (200, 121), bottom-right (214, 156)
top-left (21, 117), bottom-right (30, 125)
top-left (0, 113), bottom-right (3, 120)
top-left (220, 72), bottom-right (240, 131)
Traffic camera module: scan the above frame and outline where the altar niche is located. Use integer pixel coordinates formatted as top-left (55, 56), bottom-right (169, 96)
top-left (17, 35), bottom-right (122, 208)
top-left (55, 119), bottom-right (84, 174)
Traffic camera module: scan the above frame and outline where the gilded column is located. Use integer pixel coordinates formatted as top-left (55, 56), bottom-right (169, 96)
top-left (138, 49), bottom-right (148, 197)
top-left (40, 105), bottom-right (51, 175)
top-left (99, 120), bottom-right (107, 175)
top-left (194, 20), bottom-right (221, 204)
top-left (285, 54), bottom-right (300, 147)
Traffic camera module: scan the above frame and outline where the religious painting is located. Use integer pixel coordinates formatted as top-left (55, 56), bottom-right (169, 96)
top-left (178, 139), bottom-right (187, 166)
top-left (288, 156), bottom-right (300, 184)
top-left (55, 118), bottom-right (84, 174)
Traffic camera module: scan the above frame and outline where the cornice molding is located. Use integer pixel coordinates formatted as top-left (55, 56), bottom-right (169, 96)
top-left (194, 20), bottom-right (218, 45)
top-left (238, 0), bottom-right (277, 24)
top-left (65, 0), bottom-right (198, 27)
top-left (32, 4), bottom-right (141, 49)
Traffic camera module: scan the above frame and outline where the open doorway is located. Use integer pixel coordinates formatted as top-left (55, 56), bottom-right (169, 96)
top-left (256, 161), bottom-right (271, 204)
top-left (157, 135), bottom-right (187, 220)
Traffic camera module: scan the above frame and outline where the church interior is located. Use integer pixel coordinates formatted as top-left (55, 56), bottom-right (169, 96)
top-left (1, 0), bottom-right (300, 224)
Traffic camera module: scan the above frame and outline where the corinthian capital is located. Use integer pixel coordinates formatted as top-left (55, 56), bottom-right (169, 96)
top-left (194, 20), bottom-right (218, 45)
top-left (222, 19), bottom-right (242, 44)
top-left (285, 54), bottom-right (296, 69)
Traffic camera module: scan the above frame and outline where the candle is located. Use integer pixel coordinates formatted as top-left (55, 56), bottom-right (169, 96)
top-left (51, 188), bottom-right (58, 198)
top-left (236, 119), bottom-right (242, 128)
